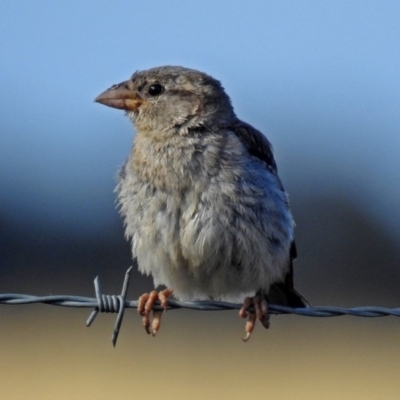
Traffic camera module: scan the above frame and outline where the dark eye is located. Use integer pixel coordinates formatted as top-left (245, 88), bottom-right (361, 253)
top-left (148, 84), bottom-right (164, 96)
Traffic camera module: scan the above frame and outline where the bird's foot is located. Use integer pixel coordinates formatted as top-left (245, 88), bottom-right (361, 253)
top-left (239, 293), bottom-right (270, 342)
top-left (137, 289), bottom-right (173, 336)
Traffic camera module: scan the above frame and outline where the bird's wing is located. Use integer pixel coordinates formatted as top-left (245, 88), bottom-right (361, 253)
top-left (231, 119), bottom-right (277, 173)
top-left (230, 119), bottom-right (307, 307)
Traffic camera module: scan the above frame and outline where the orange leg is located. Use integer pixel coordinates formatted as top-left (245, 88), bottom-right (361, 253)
top-left (137, 289), bottom-right (173, 336)
top-left (239, 292), bottom-right (270, 342)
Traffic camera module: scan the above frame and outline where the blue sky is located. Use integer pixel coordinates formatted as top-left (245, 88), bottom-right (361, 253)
top-left (1, 1), bottom-right (400, 236)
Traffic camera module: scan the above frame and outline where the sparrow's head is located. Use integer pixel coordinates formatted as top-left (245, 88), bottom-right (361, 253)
top-left (95, 66), bottom-right (235, 132)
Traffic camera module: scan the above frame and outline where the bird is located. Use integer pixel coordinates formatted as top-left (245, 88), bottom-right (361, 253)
top-left (95, 66), bottom-right (307, 341)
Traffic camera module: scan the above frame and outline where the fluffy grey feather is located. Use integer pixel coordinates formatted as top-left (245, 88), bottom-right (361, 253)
top-left (98, 65), bottom-right (305, 306)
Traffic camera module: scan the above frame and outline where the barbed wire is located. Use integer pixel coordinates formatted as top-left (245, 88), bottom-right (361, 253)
top-left (1, 267), bottom-right (400, 346)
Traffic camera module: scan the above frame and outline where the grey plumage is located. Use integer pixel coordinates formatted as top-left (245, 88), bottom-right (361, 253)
top-left (97, 65), bottom-right (306, 307)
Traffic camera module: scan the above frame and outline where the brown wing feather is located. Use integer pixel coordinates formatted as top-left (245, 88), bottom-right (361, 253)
top-left (231, 119), bottom-right (277, 173)
top-left (230, 119), bottom-right (307, 307)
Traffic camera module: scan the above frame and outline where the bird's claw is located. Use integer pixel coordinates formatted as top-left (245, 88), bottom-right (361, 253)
top-left (137, 289), bottom-right (173, 336)
top-left (239, 293), bottom-right (270, 342)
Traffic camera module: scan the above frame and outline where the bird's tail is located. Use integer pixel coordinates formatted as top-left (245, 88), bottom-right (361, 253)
top-left (266, 282), bottom-right (309, 308)
top-left (266, 242), bottom-right (309, 308)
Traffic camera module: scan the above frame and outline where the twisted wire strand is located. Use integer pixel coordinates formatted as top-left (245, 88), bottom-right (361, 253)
top-left (1, 267), bottom-right (400, 345)
top-left (2, 294), bottom-right (400, 316)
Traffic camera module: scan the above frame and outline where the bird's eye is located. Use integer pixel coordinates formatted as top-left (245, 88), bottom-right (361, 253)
top-left (148, 84), bottom-right (164, 96)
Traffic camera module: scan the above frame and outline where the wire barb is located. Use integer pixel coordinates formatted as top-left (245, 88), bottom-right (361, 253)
top-left (86, 266), bottom-right (133, 346)
top-left (1, 267), bottom-right (400, 346)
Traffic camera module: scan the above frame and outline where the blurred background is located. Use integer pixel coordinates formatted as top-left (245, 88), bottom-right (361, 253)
top-left (1, 1), bottom-right (400, 399)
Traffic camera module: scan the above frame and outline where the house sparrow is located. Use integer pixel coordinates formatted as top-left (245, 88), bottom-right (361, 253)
top-left (95, 66), bottom-right (307, 341)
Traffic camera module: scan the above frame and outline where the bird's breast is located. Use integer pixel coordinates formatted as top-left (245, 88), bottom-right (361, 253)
top-left (117, 130), bottom-right (294, 300)
top-left (131, 132), bottom-right (208, 192)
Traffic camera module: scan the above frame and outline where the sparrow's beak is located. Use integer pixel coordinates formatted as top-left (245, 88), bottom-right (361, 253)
top-left (95, 81), bottom-right (143, 111)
